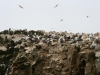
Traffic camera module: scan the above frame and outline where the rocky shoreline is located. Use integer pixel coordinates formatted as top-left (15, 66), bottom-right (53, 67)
top-left (0, 29), bottom-right (100, 75)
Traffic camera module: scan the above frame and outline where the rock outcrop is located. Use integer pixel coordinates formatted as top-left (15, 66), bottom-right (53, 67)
top-left (0, 29), bottom-right (99, 75)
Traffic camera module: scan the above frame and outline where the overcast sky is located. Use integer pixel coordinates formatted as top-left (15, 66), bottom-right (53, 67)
top-left (0, 0), bottom-right (100, 33)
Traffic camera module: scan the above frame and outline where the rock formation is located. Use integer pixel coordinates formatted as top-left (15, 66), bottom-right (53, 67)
top-left (0, 29), bottom-right (99, 75)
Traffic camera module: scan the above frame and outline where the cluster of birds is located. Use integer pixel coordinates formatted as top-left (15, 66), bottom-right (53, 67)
top-left (19, 4), bottom-right (88, 22)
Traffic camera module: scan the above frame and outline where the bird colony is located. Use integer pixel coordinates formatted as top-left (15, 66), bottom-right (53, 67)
top-left (0, 29), bottom-right (100, 75)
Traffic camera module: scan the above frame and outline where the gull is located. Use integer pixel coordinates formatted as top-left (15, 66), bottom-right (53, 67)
top-left (19, 5), bottom-right (23, 9)
top-left (54, 4), bottom-right (59, 8)
top-left (60, 19), bottom-right (63, 21)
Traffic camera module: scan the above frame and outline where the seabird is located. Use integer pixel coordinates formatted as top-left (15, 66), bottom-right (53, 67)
top-left (87, 16), bottom-right (89, 18)
top-left (54, 4), bottom-right (59, 8)
top-left (19, 5), bottom-right (23, 9)
top-left (60, 19), bottom-right (63, 21)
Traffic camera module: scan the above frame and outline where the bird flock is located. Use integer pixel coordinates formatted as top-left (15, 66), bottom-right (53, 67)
top-left (19, 4), bottom-right (89, 21)
top-left (18, 4), bottom-right (64, 22)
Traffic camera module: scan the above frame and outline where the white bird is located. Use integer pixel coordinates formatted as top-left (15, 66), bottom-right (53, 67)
top-left (19, 5), bottom-right (23, 9)
top-left (54, 4), bottom-right (59, 8)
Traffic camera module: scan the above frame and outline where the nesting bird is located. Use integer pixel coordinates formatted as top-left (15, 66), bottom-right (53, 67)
top-left (19, 5), bottom-right (23, 9)
top-left (54, 4), bottom-right (59, 8)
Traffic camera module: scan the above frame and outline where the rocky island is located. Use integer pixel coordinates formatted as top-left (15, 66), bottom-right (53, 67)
top-left (0, 29), bottom-right (100, 75)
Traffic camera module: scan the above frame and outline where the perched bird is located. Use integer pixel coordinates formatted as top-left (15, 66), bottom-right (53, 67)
top-left (19, 5), bottom-right (23, 9)
top-left (60, 19), bottom-right (63, 21)
top-left (54, 4), bottom-right (59, 8)
top-left (87, 16), bottom-right (89, 18)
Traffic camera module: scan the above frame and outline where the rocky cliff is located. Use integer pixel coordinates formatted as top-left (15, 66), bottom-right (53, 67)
top-left (0, 29), bottom-right (99, 75)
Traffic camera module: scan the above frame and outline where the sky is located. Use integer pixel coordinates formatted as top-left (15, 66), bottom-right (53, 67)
top-left (0, 0), bottom-right (100, 33)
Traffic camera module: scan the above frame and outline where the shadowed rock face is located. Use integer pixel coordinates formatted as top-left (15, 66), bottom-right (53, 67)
top-left (0, 29), bottom-right (100, 75)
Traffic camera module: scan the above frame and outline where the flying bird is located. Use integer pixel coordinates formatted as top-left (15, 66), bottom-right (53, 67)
top-left (54, 4), bottom-right (59, 8)
top-left (60, 19), bottom-right (63, 21)
top-left (87, 16), bottom-right (89, 18)
top-left (19, 5), bottom-right (23, 9)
